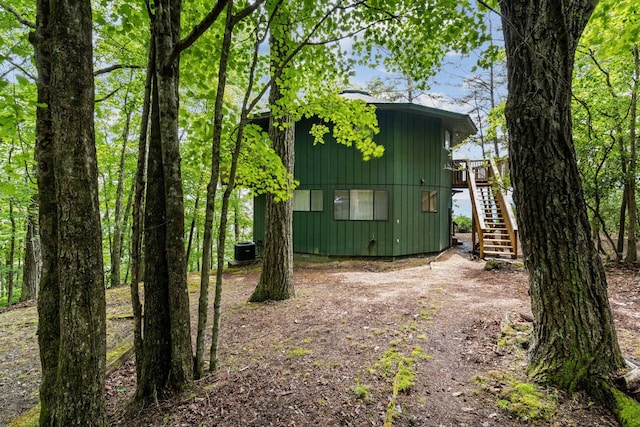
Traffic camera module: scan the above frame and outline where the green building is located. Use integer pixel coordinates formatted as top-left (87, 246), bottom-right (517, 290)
top-left (253, 90), bottom-right (476, 257)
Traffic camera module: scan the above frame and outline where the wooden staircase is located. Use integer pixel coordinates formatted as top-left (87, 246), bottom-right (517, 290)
top-left (466, 159), bottom-right (518, 259)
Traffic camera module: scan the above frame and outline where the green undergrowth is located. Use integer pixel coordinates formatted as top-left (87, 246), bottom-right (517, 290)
top-left (354, 301), bottom-right (436, 427)
top-left (8, 404), bottom-right (39, 427)
top-left (474, 370), bottom-right (557, 421)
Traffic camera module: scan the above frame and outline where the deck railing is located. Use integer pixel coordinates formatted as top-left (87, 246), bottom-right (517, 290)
top-left (488, 158), bottom-right (518, 257)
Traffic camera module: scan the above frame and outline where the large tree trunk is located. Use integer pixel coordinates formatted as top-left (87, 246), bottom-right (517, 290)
top-left (34, 0), bottom-right (108, 423)
top-left (155, 0), bottom-right (193, 391)
top-left (249, 0), bottom-right (295, 303)
top-left (500, 0), bottom-right (624, 392)
top-left (31, 0), bottom-right (59, 423)
top-left (136, 0), bottom-right (193, 402)
top-left (136, 77), bottom-right (172, 401)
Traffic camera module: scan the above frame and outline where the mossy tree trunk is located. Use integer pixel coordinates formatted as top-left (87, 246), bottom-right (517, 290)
top-left (249, 0), bottom-right (295, 303)
top-left (499, 0), bottom-right (625, 390)
top-left (32, 0), bottom-right (108, 424)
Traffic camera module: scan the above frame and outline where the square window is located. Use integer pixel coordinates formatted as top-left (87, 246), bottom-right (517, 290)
top-left (350, 190), bottom-right (374, 220)
top-left (294, 189), bottom-right (323, 212)
top-left (422, 191), bottom-right (437, 213)
top-left (293, 190), bottom-right (311, 211)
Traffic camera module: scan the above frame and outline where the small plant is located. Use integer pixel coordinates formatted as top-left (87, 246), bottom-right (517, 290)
top-left (475, 371), bottom-right (556, 421)
top-left (454, 215), bottom-right (472, 233)
top-left (285, 347), bottom-right (311, 358)
top-left (352, 383), bottom-right (371, 402)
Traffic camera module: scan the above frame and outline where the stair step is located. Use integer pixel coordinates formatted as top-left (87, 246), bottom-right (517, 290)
top-left (484, 244), bottom-right (514, 249)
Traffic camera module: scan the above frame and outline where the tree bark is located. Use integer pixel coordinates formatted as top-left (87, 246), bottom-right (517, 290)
top-left (30, 0), bottom-right (59, 423)
top-left (35, 0), bottom-right (108, 423)
top-left (249, 0), bottom-right (295, 303)
top-left (20, 203), bottom-right (41, 302)
top-left (136, 0), bottom-right (193, 402)
top-left (195, 0), bottom-right (233, 378)
top-left (136, 74), bottom-right (172, 402)
top-left (500, 0), bottom-right (624, 392)
top-left (130, 35), bottom-right (154, 383)
top-left (155, 0), bottom-right (193, 391)
top-left (624, 44), bottom-right (638, 263)
top-left (6, 197), bottom-right (16, 306)
top-left (110, 101), bottom-right (133, 288)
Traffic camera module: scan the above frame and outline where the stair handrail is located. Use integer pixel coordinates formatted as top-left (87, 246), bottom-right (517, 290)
top-left (488, 158), bottom-right (518, 257)
top-left (467, 160), bottom-right (488, 258)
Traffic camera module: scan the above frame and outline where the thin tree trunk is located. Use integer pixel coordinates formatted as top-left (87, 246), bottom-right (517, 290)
top-left (130, 36), bottom-right (153, 384)
top-left (500, 0), bottom-right (624, 393)
top-left (186, 175), bottom-right (202, 273)
top-left (196, 0), bottom-right (233, 378)
top-left (111, 101), bottom-right (133, 288)
top-left (20, 202), bottom-right (41, 302)
top-left (625, 44), bottom-right (638, 263)
top-left (617, 186), bottom-right (627, 260)
top-left (233, 197), bottom-right (241, 241)
top-left (6, 198), bottom-right (16, 306)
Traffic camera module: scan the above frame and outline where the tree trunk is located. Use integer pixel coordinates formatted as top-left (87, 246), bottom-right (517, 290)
top-left (249, 0), bottom-right (295, 303)
top-left (30, 0), bottom-right (59, 423)
top-left (130, 35), bottom-right (154, 384)
top-left (500, 0), bottom-right (624, 393)
top-left (624, 44), bottom-right (638, 263)
top-left (155, 0), bottom-right (193, 391)
top-left (20, 203), bottom-right (41, 302)
top-left (6, 198), bottom-right (16, 306)
top-left (196, 0), bottom-right (233, 378)
top-left (37, 0), bottom-right (107, 423)
top-left (136, 75), bottom-right (172, 401)
top-left (110, 102), bottom-right (133, 288)
top-left (136, 0), bottom-right (193, 402)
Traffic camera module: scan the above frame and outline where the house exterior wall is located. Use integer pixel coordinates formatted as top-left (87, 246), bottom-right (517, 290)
top-left (253, 109), bottom-right (453, 257)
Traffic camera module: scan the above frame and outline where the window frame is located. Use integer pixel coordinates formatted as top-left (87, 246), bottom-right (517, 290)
top-left (421, 190), bottom-right (437, 213)
top-left (333, 189), bottom-right (389, 221)
top-left (293, 189), bottom-right (323, 212)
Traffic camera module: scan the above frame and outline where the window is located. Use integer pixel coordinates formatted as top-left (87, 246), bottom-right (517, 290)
top-left (293, 190), bottom-right (323, 212)
top-left (334, 189), bottom-right (388, 221)
top-left (422, 191), bottom-right (437, 213)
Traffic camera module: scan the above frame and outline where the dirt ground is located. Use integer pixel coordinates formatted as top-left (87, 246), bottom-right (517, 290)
top-left (2, 235), bottom-right (639, 426)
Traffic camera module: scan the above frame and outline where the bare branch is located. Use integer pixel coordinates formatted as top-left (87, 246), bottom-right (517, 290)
top-left (163, 0), bottom-right (230, 68)
top-left (7, 58), bottom-right (37, 81)
top-left (231, 0), bottom-right (266, 26)
top-left (0, 2), bottom-right (35, 28)
top-left (93, 64), bottom-right (144, 77)
top-left (95, 86), bottom-right (122, 103)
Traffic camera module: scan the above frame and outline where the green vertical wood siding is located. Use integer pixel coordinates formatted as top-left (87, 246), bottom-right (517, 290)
top-left (254, 107), bottom-right (456, 257)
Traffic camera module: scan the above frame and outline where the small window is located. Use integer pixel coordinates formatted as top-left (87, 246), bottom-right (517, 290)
top-left (293, 189), bottom-right (323, 212)
top-left (422, 191), bottom-right (437, 213)
top-left (334, 189), bottom-right (388, 221)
